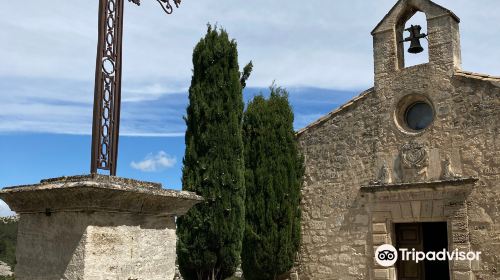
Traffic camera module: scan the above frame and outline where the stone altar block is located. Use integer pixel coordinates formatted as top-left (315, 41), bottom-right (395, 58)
top-left (0, 175), bottom-right (202, 280)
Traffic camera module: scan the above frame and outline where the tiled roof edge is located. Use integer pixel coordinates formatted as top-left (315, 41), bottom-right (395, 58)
top-left (454, 70), bottom-right (500, 82)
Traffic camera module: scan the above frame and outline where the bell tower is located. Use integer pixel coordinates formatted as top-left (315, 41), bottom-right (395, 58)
top-left (372, 0), bottom-right (461, 85)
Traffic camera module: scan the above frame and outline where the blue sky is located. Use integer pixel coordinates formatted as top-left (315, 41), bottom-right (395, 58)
top-left (1, 0), bottom-right (499, 216)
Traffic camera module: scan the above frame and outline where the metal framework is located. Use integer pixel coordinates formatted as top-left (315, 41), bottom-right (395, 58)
top-left (91, 0), bottom-right (181, 175)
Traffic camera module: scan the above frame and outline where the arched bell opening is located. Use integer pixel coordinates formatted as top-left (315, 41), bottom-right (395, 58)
top-left (396, 10), bottom-right (429, 69)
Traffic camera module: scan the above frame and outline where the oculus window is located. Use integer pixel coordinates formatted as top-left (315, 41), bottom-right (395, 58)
top-left (405, 102), bottom-right (434, 131)
top-left (394, 94), bottom-right (435, 134)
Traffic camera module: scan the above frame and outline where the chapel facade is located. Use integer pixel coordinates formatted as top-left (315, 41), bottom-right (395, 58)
top-left (296, 0), bottom-right (500, 279)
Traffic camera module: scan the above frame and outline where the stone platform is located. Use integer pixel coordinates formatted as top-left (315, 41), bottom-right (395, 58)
top-left (0, 174), bottom-right (203, 280)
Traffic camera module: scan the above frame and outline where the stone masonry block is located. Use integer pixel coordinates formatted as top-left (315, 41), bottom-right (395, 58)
top-left (372, 234), bottom-right (388, 245)
top-left (432, 200), bottom-right (444, 217)
top-left (453, 271), bottom-right (473, 280)
top-left (372, 212), bottom-right (392, 222)
top-left (401, 202), bottom-right (413, 218)
top-left (372, 223), bottom-right (387, 233)
top-left (453, 232), bottom-right (470, 244)
top-left (374, 268), bottom-right (390, 280)
top-left (453, 259), bottom-right (472, 271)
top-left (452, 219), bottom-right (468, 232)
top-left (411, 201), bottom-right (422, 218)
top-left (421, 200), bottom-right (433, 217)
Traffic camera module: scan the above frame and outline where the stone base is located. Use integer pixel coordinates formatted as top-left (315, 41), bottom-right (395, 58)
top-left (16, 212), bottom-right (176, 280)
top-left (0, 175), bottom-right (202, 280)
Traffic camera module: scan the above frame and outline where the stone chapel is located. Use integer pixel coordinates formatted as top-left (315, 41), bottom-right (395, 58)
top-left (295, 0), bottom-right (500, 279)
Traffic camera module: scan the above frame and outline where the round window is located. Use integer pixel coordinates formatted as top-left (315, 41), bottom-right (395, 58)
top-left (405, 102), bottom-right (434, 131)
top-left (394, 94), bottom-right (435, 134)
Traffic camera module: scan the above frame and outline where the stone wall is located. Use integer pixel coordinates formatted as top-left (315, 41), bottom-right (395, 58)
top-left (15, 212), bottom-right (177, 280)
top-left (296, 1), bottom-right (500, 279)
top-left (297, 90), bottom-right (378, 279)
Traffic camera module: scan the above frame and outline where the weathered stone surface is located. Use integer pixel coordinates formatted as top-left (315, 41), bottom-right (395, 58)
top-left (0, 175), bottom-right (203, 280)
top-left (295, 0), bottom-right (500, 279)
top-left (373, 268), bottom-right (389, 280)
top-left (15, 212), bottom-right (177, 280)
top-left (0, 174), bottom-right (202, 216)
top-left (372, 223), bottom-right (387, 234)
top-left (452, 271), bottom-right (473, 280)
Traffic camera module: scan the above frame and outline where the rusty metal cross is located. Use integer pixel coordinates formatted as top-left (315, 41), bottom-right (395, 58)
top-left (91, 0), bottom-right (181, 175)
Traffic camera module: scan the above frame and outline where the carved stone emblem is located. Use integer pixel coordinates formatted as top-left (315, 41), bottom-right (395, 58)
top-left (401, 140), bottom-right (428, 169)
top-left (400, 140), bottom-right (428, 181)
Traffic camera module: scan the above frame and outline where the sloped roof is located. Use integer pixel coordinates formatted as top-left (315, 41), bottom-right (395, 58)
top-left (295, 70), bottom-right (500, 137)
top-left (454, 70), bottom-right (500, 82)
top-left (296, 88), bottom-right (374, 137)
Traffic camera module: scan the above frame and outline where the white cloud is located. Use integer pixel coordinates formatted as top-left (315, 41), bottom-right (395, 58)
top-left (0, 200), bottom-right (15, 217)
top-left (1, 0), bottom-right (498, 88)
top-left (121, 132), bottom-right (185, 137)
top-left (122, 83), bottom-right (188, 102)
top-left (1, 0), bottom-right (499, 135)
top-left (0, 79), bottom-right (188, 136)
top-left (131, 151), bottom-right (177, 172)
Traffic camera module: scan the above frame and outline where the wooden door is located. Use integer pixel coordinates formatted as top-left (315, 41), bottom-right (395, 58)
top-left (395, 223), bottom-right (425, 280)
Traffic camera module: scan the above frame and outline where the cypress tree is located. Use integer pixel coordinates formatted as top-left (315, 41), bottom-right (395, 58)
top-left (176, 25), bottom-right (249, 280)
top-left (241, 86), bottom-right (304, 280)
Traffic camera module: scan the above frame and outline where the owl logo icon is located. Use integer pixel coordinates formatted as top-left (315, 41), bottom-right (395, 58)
top-left (375, 244), bottom-right (398, 267)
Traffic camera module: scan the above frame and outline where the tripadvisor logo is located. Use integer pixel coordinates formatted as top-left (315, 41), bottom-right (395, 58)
top-left (375, 244), bottom-right (398, 267)
top-left (375, 244), bottom-right (481, 267)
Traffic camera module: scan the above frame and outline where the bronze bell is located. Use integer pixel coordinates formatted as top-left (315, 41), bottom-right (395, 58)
top-left (402, 25), bottom-right (427, 54)
top-left (408, 38), bottom-right (424, 54)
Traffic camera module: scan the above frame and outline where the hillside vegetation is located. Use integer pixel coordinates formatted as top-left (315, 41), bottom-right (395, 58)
top-left (0, 217), bottom-right (17, 273)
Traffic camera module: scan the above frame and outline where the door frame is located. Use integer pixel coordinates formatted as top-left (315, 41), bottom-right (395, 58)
top-left (362, 179), bottom-right (476, 280)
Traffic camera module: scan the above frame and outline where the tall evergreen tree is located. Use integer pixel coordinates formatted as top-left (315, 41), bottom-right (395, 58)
top-left (176, 25), bottom-right (250, 280)
top-left (241, 87), bottom-right (304, 280)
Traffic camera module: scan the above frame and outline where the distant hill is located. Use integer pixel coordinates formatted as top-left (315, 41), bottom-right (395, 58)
top-left (0, 216), bottom-right (17, 277)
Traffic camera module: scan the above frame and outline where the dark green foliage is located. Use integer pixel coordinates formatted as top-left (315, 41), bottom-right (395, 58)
top-left (240, 62), bottom-right (253, 89)
top-left (176, 25), bottom-right (249, 280)
top-left (0, 220), bottom-right (17, 271)
top-left (241, 87), bottom-right (304, 280)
